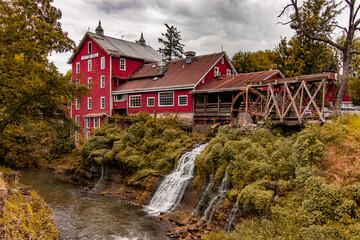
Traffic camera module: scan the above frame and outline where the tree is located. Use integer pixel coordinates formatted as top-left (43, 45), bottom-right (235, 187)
top-left (279, 0), bottom-right (360, 115)
top-left (273, 35), bottom-right (337, 77)
top-left (158, 23), bottom-right (185, 60)
top-left (231, 50), bottom-right (277, 73)
top-left (0, 0), bottom-right (88, 161)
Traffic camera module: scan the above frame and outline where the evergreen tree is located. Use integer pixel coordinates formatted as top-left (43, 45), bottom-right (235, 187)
top-left (273, 35), bottom-right (337, 77)
top-left (158, 23), bottom-right (185, 60)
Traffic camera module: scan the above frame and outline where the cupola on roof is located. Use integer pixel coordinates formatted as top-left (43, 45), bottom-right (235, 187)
top-left (95, 20), bottom-right (104, 36)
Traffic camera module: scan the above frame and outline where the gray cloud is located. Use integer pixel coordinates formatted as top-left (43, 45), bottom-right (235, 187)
top-left (50, 0), bottom-right (293, 73)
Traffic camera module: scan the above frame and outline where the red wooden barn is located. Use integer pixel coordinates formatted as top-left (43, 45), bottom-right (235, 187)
top-left (68, 22), bottom-right (236, 138)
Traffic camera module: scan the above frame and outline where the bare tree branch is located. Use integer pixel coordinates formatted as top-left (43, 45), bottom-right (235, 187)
top-left (353, 4), bottom-right (360, 21)
top-left (278, 4), bottom-right (293, 18)
top-left (335, 24), bottom-right (349, 33)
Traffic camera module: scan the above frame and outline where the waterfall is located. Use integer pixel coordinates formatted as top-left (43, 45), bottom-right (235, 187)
top-left (92, 162), bottom-right (104, 191)
top-left (145, 143), bottom-right (208, 216)
top-left (193, 174), bottom-right (214, 214)
top-left (225, 201), bottom-right (239, 232)
top-left (202, 172), bottom-right (228, 222)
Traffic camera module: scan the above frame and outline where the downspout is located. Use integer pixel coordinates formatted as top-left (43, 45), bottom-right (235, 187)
top-left (110, 55), bottom-right (113, 117)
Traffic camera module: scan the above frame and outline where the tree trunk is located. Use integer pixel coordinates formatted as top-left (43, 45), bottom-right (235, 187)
top-left (334, 52), bottom-right (351, 115)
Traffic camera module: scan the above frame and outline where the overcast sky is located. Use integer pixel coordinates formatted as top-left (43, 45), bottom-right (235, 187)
top-left (50, 0), bottom-right (295, 73)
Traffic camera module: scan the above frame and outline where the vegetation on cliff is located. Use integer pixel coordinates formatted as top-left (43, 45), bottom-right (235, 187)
top-left (0, 167), bottom-right (59, 239)
top-left (77, 112), bottom-right (204, 185)
top-left (197, 115), bottom-right (360, 239)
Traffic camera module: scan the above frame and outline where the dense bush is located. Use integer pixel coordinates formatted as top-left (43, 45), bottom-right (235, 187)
top-left (79, 112), bottom-right (202, 184)
top-left (197, 115), bottom-right (360, 239)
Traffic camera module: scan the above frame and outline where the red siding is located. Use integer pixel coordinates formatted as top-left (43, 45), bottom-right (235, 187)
top-left (197, 56), bottom-right (233, 88)
top-left (126, 90), bottom-right (193, 114)
top-left (112, 57), bottom-right (144, 78)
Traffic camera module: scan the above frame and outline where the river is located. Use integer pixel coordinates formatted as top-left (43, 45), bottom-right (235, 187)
top-left (20, 170), bottom-right (169, 240)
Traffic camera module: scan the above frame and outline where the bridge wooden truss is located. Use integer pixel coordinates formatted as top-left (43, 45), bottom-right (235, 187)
top-left (231, 73), bottom-right (337, 125)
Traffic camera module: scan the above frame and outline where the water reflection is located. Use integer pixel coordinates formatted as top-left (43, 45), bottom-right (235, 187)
top-left (20, 170), bottom-right (168, 240)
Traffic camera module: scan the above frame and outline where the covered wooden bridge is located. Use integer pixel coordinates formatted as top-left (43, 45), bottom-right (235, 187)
top-left (191, 71), bottom-right (337, 125)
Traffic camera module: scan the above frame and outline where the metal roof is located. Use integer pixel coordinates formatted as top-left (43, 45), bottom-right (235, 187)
top-left (191, 70), bottom-right (284, 94)
top-left (68, 32), bottom-right (162, 64)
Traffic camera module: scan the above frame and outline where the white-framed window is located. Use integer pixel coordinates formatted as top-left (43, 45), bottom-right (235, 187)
top-left (101, 57), bottom-right (105, 69)
top-left (75, 78), bottom-right (80, 84)
top-left (75, 115), bottom-right (79, 123)
top-left (87, 97), bottom-right (92, 109)
top-left (94, 117), bottom-right (98, 128)
top-left (120, 58), bottom-right (126, 70)
top-left (221, 57), bottom-right (224, 64)
top-left (86, 131), bottom-right (91, 139)
top-left (100, 75), bottom-right (105, 88)
top-left (159, 91), bottom-right (174, 107)
top-left (86, 118), bottom-right (90, 129)
top-left (147, 97), bottom-right (155, 107)
top-left (88, 41), bottom-right (92, 53)
top-left (88, 59), bottom-right (92, 72)
top-left (227, 69), bottom-right (231, 75)
top-left (100, 96), bottom-right (105, 109)
top-left (75, 99), bottom-right (80, 110)
top-left (214, 67), bottom-right (220, 77)
top-left (129, 95), bottom-right (141, 108)
top-left (76, 62), bottom-right (80, 73)
top-left (178, 95), bottom-right (188, 106)
top-left (114, 94), bottom-right (125, 102)
top-left (87, 77), bottom-right (92, 89)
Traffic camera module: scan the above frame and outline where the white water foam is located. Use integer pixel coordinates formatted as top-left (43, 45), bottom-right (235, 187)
top-left (145, 143), bottom-right (208, 215)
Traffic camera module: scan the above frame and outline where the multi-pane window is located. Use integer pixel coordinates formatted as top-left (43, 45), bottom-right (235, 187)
top-left (88, 77), bottom-right (92, 89)
top-left (227, 69), bottom-right (231, 75)
top-left (214, 67), bottom-right (220, 77)
top-left (87, 97), bottom-right (92, 109)
top-left (101, 57), bottom-right (105, 69)
top-left (86, 131), bottom-right (91, 139)
top-left (100, 97), bottom-right (105, 109)
top-left (88, 60), bottom-right (92, 72)
top-left (114, 94), bottom-right (125, 102)
top-left (100, 75), bottom-right (105, 88)
top-left (86, 118), bottom-right (90, 129)
top-left (159, 92), bottom-right (174, 106)
top-left (178, 95), bottom-right (188, 106)
top-left (94, 117), bottom-right (98, 128)
top-left (75, 99), bottom-right (80, 110)
top-left (147, 97), bottom-right (155, 107)
top-left (75, 78), bottom-right (80, 84)
top-left (129, 95), bottom-right (141, 107)
top-left (221, 57), bottom-right (224, 64)
top-left (75, 115), bottom-right (79, 123)
top-left (120, 58), bottom-right (126, 70)
top-left (76, 62), bottom-right (80, 73)
top-left (88, 41), bottom-right (92, 53)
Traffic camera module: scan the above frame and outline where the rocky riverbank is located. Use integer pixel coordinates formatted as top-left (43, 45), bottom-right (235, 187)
top-left (0, 167), bottom-right (59, 239)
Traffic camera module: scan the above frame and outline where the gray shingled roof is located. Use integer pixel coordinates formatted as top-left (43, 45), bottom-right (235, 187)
top-left (68, 32), bottom-right (162, 64)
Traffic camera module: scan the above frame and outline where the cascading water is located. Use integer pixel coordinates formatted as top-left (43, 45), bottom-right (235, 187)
top-left (202, 172), bottom-right (228, 222)
top-left (92, 161), bottom-right (104, 191)
top-left (225, 201), bottom-right (239, 232)
top-left (145, 143), bottom-right (208, 215)
top-left (193, 174), bottom-right (214, 214)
